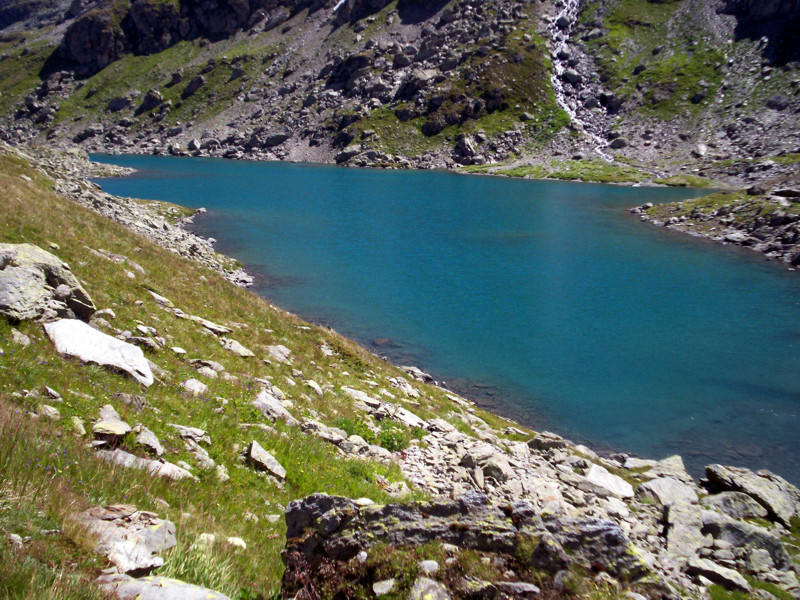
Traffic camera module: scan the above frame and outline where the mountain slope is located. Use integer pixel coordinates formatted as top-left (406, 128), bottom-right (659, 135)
top-left (0, 0), bottom-right (796, 185)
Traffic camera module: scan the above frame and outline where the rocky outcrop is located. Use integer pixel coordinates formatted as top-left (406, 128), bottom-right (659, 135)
top-left (77, 504), bottom-right (176, 574)
top-left (281, 492), bottom-right (654, 599)
top-left (0, 243), bottom-right (95, 321)
top-left (44, 318), bottom-right (155, 386)
top-left (98, 574), bottom-right (232, 600)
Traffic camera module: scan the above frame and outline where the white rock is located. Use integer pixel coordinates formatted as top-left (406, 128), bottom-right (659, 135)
top-left (252, 389), bottom-right (298, 425)
top-left (581, 464), bottom-right (634, 498)
top-left (266, 344), bottom-right (292, 364)
top-left (181, 379), bottom-right (208, 396)
top-left (246, 440), bottom-right (286, 481)
top-left (638, 477), bottom-right (698, 507)
top-left (44, 319), bottom-right (154, 386)
top-left (226, 537), bottom-right (246, 550)
top-left (222, 338), bottom-right (254, 358)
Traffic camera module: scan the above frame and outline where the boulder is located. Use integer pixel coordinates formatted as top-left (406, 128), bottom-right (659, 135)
top-left (96, 449), bottom-right (197, 481)
top-left (705, 464), bottom-right (800, 526)
top-left (44, 319), bottom-right (153, 386)
top-left (407, 577), bottom-right (451, 600)
top-left (664, 501), bottom-right (706, 561)
top-left (77, 505), bottom-right (176, 574)
top-left (266, 344), bottom-right (292, 364)
top-left (222, 337), bottom-right (254, 357)
top-left (180, 378), bottom-right (208, 396)
top-left (580, 464), bottom-right (634, 498)
top-left (686, 557), bottom-right (751, 593)
top-left (701, 510), bottom-right (790, 570)
top-left (246, 440), bottom-right (286, 481)
top-left (97, 573), bottom-right (231, 599)
top-left (701, 491), bottom-right (768, 520)
top-left (0, 243), bottom-right (95, 321)
top-left (252, 389), bottom-right (298, 426)
top-left (181, 75), bottom-right (206, 100)
top-left (93, 404), bottom-right (132, 441)
top-left (638, 477), bottom-right (698, 507)
top-left (460, 444), bottom-right (516, 482)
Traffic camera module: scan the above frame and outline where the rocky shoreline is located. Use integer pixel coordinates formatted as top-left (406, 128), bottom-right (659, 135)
top-left (3, 142), bottom-right (255, 287)
top-left (631, 189), bottom-right (800, 270)
top-left (5, 141), bottom-right (800, 599)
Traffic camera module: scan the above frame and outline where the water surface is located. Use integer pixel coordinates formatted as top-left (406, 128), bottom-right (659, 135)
top-left (92, 154), bottom-right (800, 483)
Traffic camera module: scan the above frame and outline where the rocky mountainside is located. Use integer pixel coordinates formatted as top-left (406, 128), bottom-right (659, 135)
top-left (0, 0), bottom-right (798, 185)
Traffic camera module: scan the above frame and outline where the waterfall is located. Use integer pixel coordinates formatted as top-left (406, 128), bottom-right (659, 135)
top-left (547, 0), bottom-right (612, 161)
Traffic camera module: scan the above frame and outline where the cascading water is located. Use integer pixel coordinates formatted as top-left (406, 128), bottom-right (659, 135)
top-left (547, 0), bottom-right (612, 161)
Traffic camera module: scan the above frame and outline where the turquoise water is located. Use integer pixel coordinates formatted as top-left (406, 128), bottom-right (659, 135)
top-left (92, 154), bottom-right (800, 483)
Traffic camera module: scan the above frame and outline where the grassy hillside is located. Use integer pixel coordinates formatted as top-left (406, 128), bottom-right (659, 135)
top-left (0, 146), bottom-right (528, 598)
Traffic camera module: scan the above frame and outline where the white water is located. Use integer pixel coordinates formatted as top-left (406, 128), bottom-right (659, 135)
top-left (547, 0), bottom-right (612, 161)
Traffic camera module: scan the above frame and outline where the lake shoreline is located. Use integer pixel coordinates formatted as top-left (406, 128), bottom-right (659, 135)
top-left (21, 141), bottom-right (800, 486)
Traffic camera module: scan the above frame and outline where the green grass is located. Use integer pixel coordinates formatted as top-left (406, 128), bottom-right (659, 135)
top-left (4, 145), bottom-right (542, 596)
top-left (470, 159), bottom-right (650, 184)
top-left (0, 40), bottom-right (55, 114)
top-left (654, 175), bottom-right (714, 188)
top-left (580, 0), bottom-right (725, 119)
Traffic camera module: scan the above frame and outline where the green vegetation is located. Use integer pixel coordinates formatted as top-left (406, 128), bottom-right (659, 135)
top-left (580, 0), bottom-right (725, 119)
top-left (463, 159), bottom-right (650, 184)
top-left (654, 174), bottom-right (714, 188)
top-left (644, 190), bottom-right (800, 236)
top-left (3, 147), bottom-right (501, 597)
top-left (0, 40), bottom-right (55, 114)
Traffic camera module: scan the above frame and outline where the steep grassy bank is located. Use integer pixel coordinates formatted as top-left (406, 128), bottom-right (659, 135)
top-left (0, 145), bottom-right (529, 598)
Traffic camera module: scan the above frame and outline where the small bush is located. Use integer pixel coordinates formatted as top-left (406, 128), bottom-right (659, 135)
top-left (333, 417), bottom-right (376, 444)
top-left (377, 421), bottom-right (409, 452)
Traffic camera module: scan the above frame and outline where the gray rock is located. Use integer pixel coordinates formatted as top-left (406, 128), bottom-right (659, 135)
top-left (419, 559), bottom-right (439, 575)
top-left (687, 557), bottom-right (751, 593)
top-left (665, 501), bottom-right (706, 561)
top-left (460, 444), bottom-right (516, 483)
top-left (494, 581), bottom-right (540, 596)
top-left (97, 573), bottom-right (231, 599)
top-left (373, 579), bottom-right (396, 596)
top-left (168, 424), bottom-right (210, 445)
top-left (78, 504), bottom-right (176, 574)
top-left (528, 431), bottom-right (570, 452)
top-left (37, 404), bottom-right (61, 420)
top-left (11, 328), bottom-right (30, 346)
top-left (222, 337), bottom-right (254, 357)
top-left (407, 577), bottom-right (451, 600)
top-left (252, 389), bottom-right (298, 426)
top-left (246, 440), bottom-right (286, 481)
top-left (266, 344), bottom-right (292, 364)
top-left (134, 425), bottom-right (163, 456)
top-left (93, 404), bottom-right (132, 440)
top-left (701, 510), bottom-right (790, 570)
top-left (638, 477), bottom-right (698, 507)
top-left (609, 137), bottom-right (629, 149)
top-left (701, 491), bottom-right (768, 520)
top-left (182, 75), bottom-right (205, 100)
top-left (705, 464), bottom-right (800, 526)
top-left (96, 449), bottom-right (197, 481)
top-left (581, 464), bottom-right (634, 498)
top-left (45, 320), bottom-right (154, 386)
top-left (180, 379), bottom-right (208, 396)
top-left (0, 243), bottom-right (95, 321)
